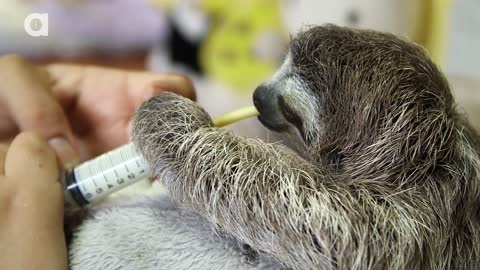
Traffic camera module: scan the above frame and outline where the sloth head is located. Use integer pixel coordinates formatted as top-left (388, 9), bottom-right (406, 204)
top-left (254, 24), bottom-right (457, 177)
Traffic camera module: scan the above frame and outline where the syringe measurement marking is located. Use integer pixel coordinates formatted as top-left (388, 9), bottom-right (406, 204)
top-left (94, 161), bottom-right (105, 194)
top-left (103, 174), bottom-right (109, 184)
top-left (104, 153), bottom-right (116, 190)
top-left (113, 168), bottom-right (125, 185)
top-left (136, 158), bottom-right (146, 174)
top-left (117, 146), bottom-right (126, 185)
top-left (119, 146), bottom-right (131, 184)
top-left (103, 173), bottom-right (115, 190)
top-left (102, 159), bottom-right (110, 184)
top-left (87, 163), bottom-right (98, 188)
top-left (104, 152), bottom-right (115, 189)
top-left (119, 146), bottom-right (132, 179)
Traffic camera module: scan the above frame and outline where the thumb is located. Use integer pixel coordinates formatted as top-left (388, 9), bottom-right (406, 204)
top-left (4, 132), bottom-right (60, 185)
top-left (3, 132), bottom-right (67, 270)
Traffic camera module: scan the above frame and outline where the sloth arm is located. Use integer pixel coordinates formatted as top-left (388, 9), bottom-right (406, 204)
top-left (132, 93), bottom-right (426, 269)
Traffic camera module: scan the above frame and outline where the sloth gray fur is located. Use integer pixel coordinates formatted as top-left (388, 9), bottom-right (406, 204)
top-left (132, 25), bottom-right (480, 269)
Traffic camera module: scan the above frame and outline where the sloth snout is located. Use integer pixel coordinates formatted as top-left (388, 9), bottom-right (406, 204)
top-left (253, 85), bottom-right (272, 113)
top-left (253, 85), bottom-right (288, 132)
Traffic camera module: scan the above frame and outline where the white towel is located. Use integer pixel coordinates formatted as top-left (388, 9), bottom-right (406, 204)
top-left (68, 191), bottom-right (284, 270)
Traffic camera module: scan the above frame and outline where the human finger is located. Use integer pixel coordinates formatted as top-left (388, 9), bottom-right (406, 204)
top-left (4, 132), bottom-right (59, 185)
top-left (0, 55), bottom-right (79, 166)
top-left (46, 64), bottom-right (197, 102)
top-left (0, 144), bottom-right (7, 175)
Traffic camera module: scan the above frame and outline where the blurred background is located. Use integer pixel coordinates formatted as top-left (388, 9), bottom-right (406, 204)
top-left (0, 0), bottom-right (478, 138)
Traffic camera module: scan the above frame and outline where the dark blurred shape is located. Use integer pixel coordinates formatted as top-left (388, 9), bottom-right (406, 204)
top-left (169, 23), bottom-right (204, 73)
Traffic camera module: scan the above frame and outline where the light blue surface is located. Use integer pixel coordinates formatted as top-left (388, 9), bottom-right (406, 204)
top-left (446, 0), bottom-right (480, 79)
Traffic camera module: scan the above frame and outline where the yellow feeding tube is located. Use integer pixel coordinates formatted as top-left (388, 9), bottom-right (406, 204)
top-left (213, 106), bottom-right (259, 127)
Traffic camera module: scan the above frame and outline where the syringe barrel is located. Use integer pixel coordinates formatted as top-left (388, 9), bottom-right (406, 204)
top-left (62, 142), bottom-right (152, 208)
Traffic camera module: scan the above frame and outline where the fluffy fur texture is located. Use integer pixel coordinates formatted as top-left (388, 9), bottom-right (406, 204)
top-left (132, 25), bottom-right (480, 269)
top-left (69, 194), bottom-right (284, 270)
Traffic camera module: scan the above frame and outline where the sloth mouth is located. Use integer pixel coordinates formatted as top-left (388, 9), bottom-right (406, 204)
top-left (253, 86), bottom-right (304, 137)
top-left (256, 97), bottom-right (305, 138)
top-left (257, 114), bottom-right (289, 132)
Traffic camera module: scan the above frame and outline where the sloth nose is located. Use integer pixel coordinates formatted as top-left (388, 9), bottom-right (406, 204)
top-left (253, 85), bottom-right (288, 131)
top-left (253, 85), bottom-right (277, 115)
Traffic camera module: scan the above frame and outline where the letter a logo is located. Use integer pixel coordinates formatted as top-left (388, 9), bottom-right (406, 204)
top-left (24, 13), bottom-right (49, 37)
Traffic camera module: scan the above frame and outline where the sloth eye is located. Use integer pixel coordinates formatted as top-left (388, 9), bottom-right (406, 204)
top-left (278, 96), bottom-right (304, 136)
top-left (346, 9), bottom-right (361, 26)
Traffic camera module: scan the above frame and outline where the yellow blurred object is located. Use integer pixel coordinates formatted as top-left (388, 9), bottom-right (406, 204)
top-left (415, 0), bottom-right (453, 67)
top-left (200, 0), bottom-right (285, 92)
top-left (149, 0), bottom-right (176, 9)
top-left (149, 0), bottom-right (453, 85)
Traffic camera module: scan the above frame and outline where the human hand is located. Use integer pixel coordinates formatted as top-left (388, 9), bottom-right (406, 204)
top-left (0, 132), bottom-right (66, 270)
top-left (0, 55), bottom-right (196, 166)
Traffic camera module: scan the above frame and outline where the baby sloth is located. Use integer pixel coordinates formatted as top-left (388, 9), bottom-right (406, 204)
top-left (133, 25), bottom-right (480, 270)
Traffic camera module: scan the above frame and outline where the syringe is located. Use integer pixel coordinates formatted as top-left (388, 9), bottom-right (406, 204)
top-left (62, 142), bottom-right (150, 209)
top-left (62, 105), bottom-right (259, 209)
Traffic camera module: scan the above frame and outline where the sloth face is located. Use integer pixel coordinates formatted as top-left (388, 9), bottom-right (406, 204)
top-left (253, 52), bottom-right (318, 140)
top-left (254, 25), bottom-right (452, 163)
top-left (253, 52), bottom-right (325, 160)
top-left (253, 51), bottom-right (319, 144)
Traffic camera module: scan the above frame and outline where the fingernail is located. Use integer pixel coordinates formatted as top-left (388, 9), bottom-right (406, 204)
top-left (48, 137), bottom-right (79, 170)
